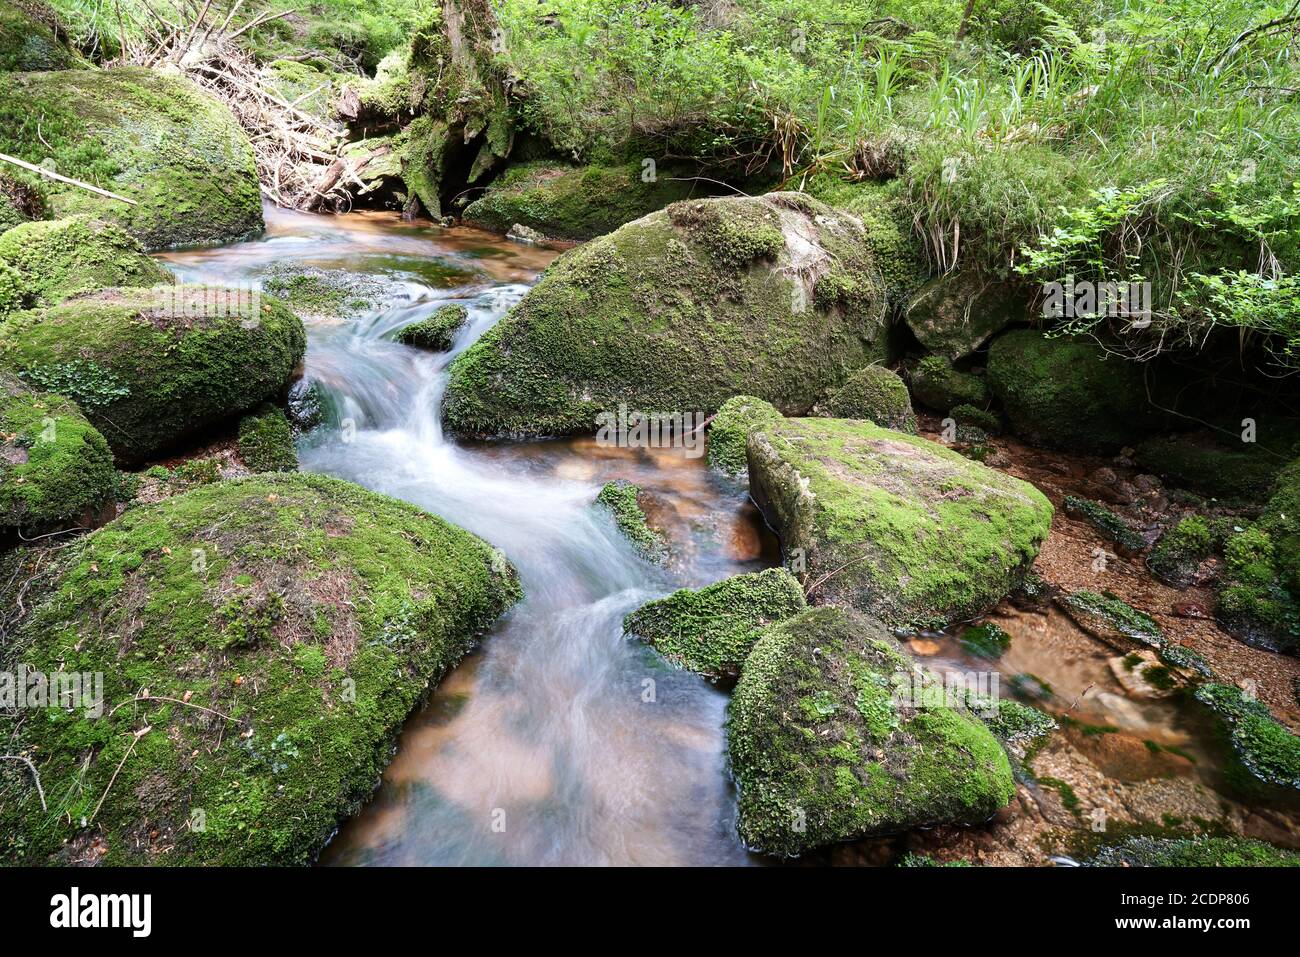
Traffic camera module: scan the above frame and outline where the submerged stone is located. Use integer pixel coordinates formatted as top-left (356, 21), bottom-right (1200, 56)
top-left (727, 606), bottom-right (1015, 857)
top-left (0, 473), bottom-right (521, 865)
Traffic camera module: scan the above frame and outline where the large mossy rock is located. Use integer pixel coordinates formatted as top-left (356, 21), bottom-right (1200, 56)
top-left (905, 271), bottom-right (1026, 361)
top-left (986, 329), bottom-right (1157, 452)
top-left (623, 568), bottom-right (807, 680)
top-left (816, 364), bottom-right (916, 433)
top-left (0, 68), bottom-right (262, 249)
top-left (0, 0), bottom-right (81, 72)
top-left (0, 287), bottom-right (305, 463)
top-left (747, 416), bottom-right (1052, 628)
top-left (0, 216), bottom-right (170, 307)
top-left (727, 606), bottom-right (1015, 857)
top-left (0, 371), bottom-right (115, 532)
top-left (0, 473), bottom-right (521, 865)
top-left (443, 192), bottom-right (890, 438)
top-left (462, 161), bottom-right (698, 240)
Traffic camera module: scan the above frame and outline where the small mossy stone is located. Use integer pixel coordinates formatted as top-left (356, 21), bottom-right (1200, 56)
top-left (909, 355), bottom-right (989, 413)
top-left (0, 67), bottom-right (262, 249)
top-left (982, 699), bottom-right (1056, 750)
top-left (0, 371), bottom-right (115, 532)
top-left (1135, 433), bottom-right (1285, 503)
top-left (727, 605), bottom-right (1015, 857)
top-left (707, 394), bottom-right (781, 478)
top-left (950, 403), bottom-right (1001, 435)
top-left (746, 416), bottom-right (1053, 628)
top-left (1215, 525), bottom-right (1300, 656)
top-left (1148, 516), bottom-right (1212, 589)
top-left (1063, 495), bottom-right (1146, 555)
top-left (1193, 683), bottom-right (1300, 792)
top-left (817, 365), bottom-right (916, 433)
top-left (395, 304), bottom-right (469, 351)
top-left (0, 286), bottom-right (305, 464)
top-left (594, 480), bottom-right (666, 563)
top-left (261, 263), bottom-right (396, 320)
top-left (0, 216), bottom-right (170, 306)
top-left (986, 329), bottom-right (1157, 452)
top-left (1090, 835), bottom-right (1300, 867)
top-left (623, 567), bottom-right (806, 680)
top-left (1057, 590), bottom-right (1164, 650)
top-left (960, 621), bottom-right (1011, 660)
top-left (442, 193), bottom-right (889, 439)
top-left (238, 405), bottom-right (298, 473)
top-left (0, 472), bottom-right (521, 865)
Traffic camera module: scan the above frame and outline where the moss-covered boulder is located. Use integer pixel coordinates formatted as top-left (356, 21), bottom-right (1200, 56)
top-left (1149, 515), bottom-right (1213, 588)
top-left (0, 473), bottom-right (521, 865)
top-left (443, 193), bottom-right (890, 438)
top-left (623, 568), bottom-right (806, 680)
top-left (727, 606), bottom-right (1015, 857)
top-left (1193, 682), bottom-right (1300, 792)
top-left (982, 699), bottom-right (1056, 753)
top-left (238, 405), bottom-right (298, 473)
top-left (908, 355), bottom-right (990, 413)
top-left (0, 0), bottom-right (81, 72)
top-left (395, 304), bottom-right (468, 351)
top-left (1216, 523), bottom-right (1299, 655)
top-left (816, 364), bottom-right (916, 433)
top-left (462, 161), bottom-right (699, 240)
top-left (1135, 433), bottom-right (1285, 502)
top-left (594, 480), bottom-right (666, 562)
top-left (1057, 590), bottom-right (1164, 651)
top-left (747, 417), bottom-right (1052, 628)
top-left (986, 329), bottom-right (1157, 452)
top-left (904, 271), bottom-right (1026, 361)
top-left (706, 394), bottom-right (781, 478)
top-left (0, 216), bottom-right (170, 307)
top-left (1090, 836), bottom-right (1300, 867)
top-left (0, 68), bottom-right (262, 248)
top-left (0, 372), bottom-right (115, 532)
top-left (0, 287), bottom-right (305, 463)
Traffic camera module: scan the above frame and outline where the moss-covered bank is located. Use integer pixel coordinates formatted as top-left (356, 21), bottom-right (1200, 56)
top-left (0, 473), bottom-right (521, 865)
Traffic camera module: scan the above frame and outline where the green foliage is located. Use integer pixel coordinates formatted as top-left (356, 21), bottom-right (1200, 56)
top-left (0, 216), bottom-right (170, 306)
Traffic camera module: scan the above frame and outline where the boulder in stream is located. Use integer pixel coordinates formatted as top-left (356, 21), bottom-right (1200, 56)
top-left (395, 303), bottom-right (469, 351)
top-left (0, 473), bottom-right (521, 865)
top-left (747, 416), bottom-right (1053, 628)
top-left (727, 605), bottom-right (1015, 857)
top-left (442, 192), bottom-right (890, 439)
top-left (706, 395), bottom-right (781, 478)
top-left (0, 286), bottom-right (305, 463)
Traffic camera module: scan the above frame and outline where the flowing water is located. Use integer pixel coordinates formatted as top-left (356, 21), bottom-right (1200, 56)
top-left (166, 206), bottom-right (774, 865)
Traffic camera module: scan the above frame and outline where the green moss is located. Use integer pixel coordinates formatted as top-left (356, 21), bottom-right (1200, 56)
top-left (959, 621), bottom-right (1011, 660)
top-left (0, 168), bottom-right (46, 232)
top-left (905, 271), bottom-right (1027, 362)
top-left (950, 403), bottom-right (1001, 434)
top-left (1037, 776), bottom-right (1081, 814)
top-left (594, 480), bottom-right (665, 562)
top-left (237, 405), bottom-right (298, 473)
top-left (982, 699), bottom-right (1056, 748)
top-left (817, 365), bottom-right (916, 433)
top-left (622, 567), bottom-right (806, 680)
top-left (1215, 525), bottom-right (1300, 655)
top-left (1148, 515), bottom-right (1212, 588)
top-left (706, 394), bottom-right (781, 478)
top-left (0, 0), bottom-right (80, 72)
top-left (1063, 495), bottom-right (1146, 555)
top-left (443, 193), bottom-right (889, 439)
top-left (1157, 642), bottom-right (1213, 678)
top-left (1135, 434), bottom-right (1285, 503)
top-left (1193, 682), bottom-right (1300, 792)
top-left (896, 853), bottom-right (973, 867)
top-left (394, 304), bottom-right (468, 351)
top-left (0, 216), bottom-right (170, 306)
top-left (0, 260), bottom-right (22, 318)
top-left (746, 416), bottom-right (1053, 628)
top-left (261, 264), bottom-right (394, 320)
top-left (1090, 835), bottom-right (1300, 867)
top-left (1260, 457), bottom-right (1300, 595)
top-left (986, 329), bottom-right (1157, 452)
top-left (0, 472), bottom-right (520, 865)
top-left (0, 286), bottom-right (305, 464)
top-left (727, 605), bottom-right (1015, 857)
top-left (0, 371), bottom-right (114, 531)
top-left (463, 161), bottom-right (699, 240)
top-left (908, 355), bottom-right (990, 413)
top-left (0, 67), bottom-right (261, 249)
top-left (1058, 590), bottom-right (1164, 649)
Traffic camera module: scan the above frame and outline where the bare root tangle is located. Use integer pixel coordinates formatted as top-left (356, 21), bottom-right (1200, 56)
top-left (112, 0), bottom-right (370, 211)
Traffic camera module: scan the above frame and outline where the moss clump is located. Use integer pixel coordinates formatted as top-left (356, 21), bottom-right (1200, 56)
top-left (0, 67), bottom-right (261, 249)
top-left (0, 169), bottom-right (46, 232)
top-left (0, 473), bottom-right (520, 865)
top-left (1192, 683), bottom-right (1300, 792)
top-left (1063, 495), bottom-right (1146, 555)
top-left (706, 394), bottom-right (781, 478)
top-left (986, 329), bottom-right (1157, 452)
top-left (747, 416), bottom-right (1053, 628)
top-left (0, 371), bottom-right (114, 532)
top-left (1135, 434), bottom-right (1285, 502)
top-left (261, 263), bottom-right (395, 320)
top-left (1216, 525), bottom-right (1299, 655)
top-left (1157, 642), bottom-right (1213, 677)
top-left (908, 355), bottom-right (990, 414)
top-left (1260, 458), bottom-right (1300, 595)
top-left (904, 271), bottom-right (1027, 361)
top-left (1090, 835), bottom-right (1300, 867)
top-left (237, 405), bottom-right (298, 473)
top-left (960, 621), bottom-right (1012, 660)
top-left (727, 605), bottom-right (1015, 857)
top-left (594, 480), bottom-right (666, 563)
top-left (817, 365), bottom-right (916, 433)
top-left (950, 403), bottom-right (1001, 434)
top-left (0, 260), bottom-right (22, 318)
top-left (1148, 516), bottom-right (1213, 588)
top-left (0, 0), bottom-right (80, 72)
top-left (623, 568), bottom-right (806, 680)
top-left (1058, 590), bottom-right (1164, 650)
top-left (982, 699), bottom-right (1057, 749)
top-left (0, 216), bottom-right (170, 307)
top-left (462, 161), bottom-right (699, 240)
top-left (0, 287), bottom-right (305, 464)
top-left (395, 304), bottom-right (469, 351)
top-left (443, 193), bottom-right (889, 439)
